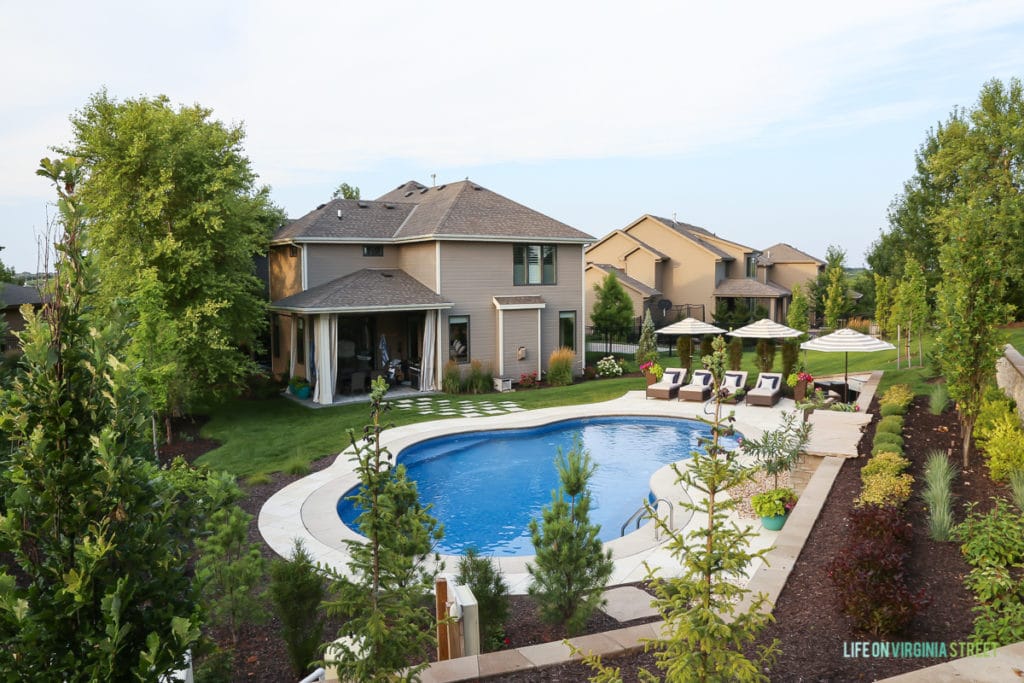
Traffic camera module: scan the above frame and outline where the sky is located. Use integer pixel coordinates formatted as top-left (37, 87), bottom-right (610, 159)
top-left (3, 0), bottom-right (1024, 273)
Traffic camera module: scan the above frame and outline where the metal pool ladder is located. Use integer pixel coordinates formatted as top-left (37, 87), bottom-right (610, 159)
top-left (620, 498), bottom-right (674, 540)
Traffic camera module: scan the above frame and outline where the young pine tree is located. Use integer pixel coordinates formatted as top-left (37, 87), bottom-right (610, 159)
top-left (527, 437), bottom-right (614, 635)
top-left (635, 309), bottom-right (658, 365)
top-left (268, 539), bottom-right (327, 677)
top-left (581, 335), bottom-right (778, 681)
top-left (457, 548), bottom-right (510, 651)
top-left (195, 506), bottom-right (266, 647)
top-left (324, 377), bottom-right (444, 681)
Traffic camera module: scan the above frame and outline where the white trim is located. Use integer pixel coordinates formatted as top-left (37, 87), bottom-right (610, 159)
top-left (536, 308), bottom-right (542, 377)
top-left (496, 309), bottom-right (505, 377)
top-left (272, 303), bottom-right (453, 314)
top-left (435, 241), bottom-right (441, 292)
top-left (580, 247), bottom-right (586, 373)
top-left (300, 244), bottom-right (308, 291)
top-left (491, 298), bottom-right (546, 311)
top-left (271, 234), bottom-right (593, 247)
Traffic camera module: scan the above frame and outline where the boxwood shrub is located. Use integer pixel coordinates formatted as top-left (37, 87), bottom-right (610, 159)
top-left (876, 415), bottom-right (904, 435)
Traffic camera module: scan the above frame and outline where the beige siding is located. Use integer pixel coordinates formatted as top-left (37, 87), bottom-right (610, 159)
top-left (769, 262), bottom-right (821, 293)
top-left (500, 309), bottom-right (541, 379)
top-left (584, 267), bottom-right (646, 328)
top-left (585, 236), bottom-right (631, 269)
top-left (269, 246), bottom-right (302, 301)
top-left (397, 242), bottom-right (437, 289)
top-left (623, 250), bottom-right (657, 289)
top-left (305, 244), bottom-right (399, 289)
top-left (439, 241), bottom-right (585, 376)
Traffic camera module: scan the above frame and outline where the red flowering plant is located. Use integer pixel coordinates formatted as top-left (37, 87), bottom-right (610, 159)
top-left (519, 371), bottom-right (539, 388)
top-left (639, 361), bottom-right (654, 373)
top-left (797, 371), bottom-right (814, 383)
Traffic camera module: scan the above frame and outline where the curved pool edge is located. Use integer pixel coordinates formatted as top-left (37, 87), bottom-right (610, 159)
top-left (259, 390), bottom-right (791, 593)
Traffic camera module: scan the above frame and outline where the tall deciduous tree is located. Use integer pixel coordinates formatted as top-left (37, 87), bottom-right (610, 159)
top-left (786, 283), bottom-right (810, 333)
top-left (590, 272), bottom-right (634, 352)
top-left (891, 254), bottom-right (929, 366)
top-left (0, 157), bottom-right (202, 679)
top-left (874, 273), bottom-right (893, 338)
top-left (332, 182), bottom-right (361, 200)
top-left (324, 378), bottom-right (443, 680)
top-left (65, 91), bottom-right (283, 442)
top-left (823, 265), bottom-right (846, 329)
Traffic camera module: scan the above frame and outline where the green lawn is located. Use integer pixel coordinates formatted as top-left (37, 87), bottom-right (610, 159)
top-left (196, 377), bottom-right (638, 476)
top-left (199, 326), bottom-right (1024, 477)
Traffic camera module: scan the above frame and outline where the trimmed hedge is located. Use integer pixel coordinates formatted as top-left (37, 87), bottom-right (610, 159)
top-left (876, 415), bottom-right (904, 435)
top-left (880, 403), bottom-right (907, 417)
top-left (872, 442), bottom-right (904, 456)
top-left (873, 432), bottom-right (905, 449)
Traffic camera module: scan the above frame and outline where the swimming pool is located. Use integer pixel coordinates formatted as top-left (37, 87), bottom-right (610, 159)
top-left (337, 416), bottom-right (741, 556)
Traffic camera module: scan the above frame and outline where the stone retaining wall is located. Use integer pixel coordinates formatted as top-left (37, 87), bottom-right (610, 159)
top-left (996, 344), bottom-right (1024, 423)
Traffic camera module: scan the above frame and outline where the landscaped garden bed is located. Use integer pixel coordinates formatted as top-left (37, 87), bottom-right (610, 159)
top-left (180, 389), bottom-right (1015, 682)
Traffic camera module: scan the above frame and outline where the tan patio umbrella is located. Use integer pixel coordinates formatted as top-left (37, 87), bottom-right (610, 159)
top-left (800, 328), bottom-right (895, 401)
top-left (725, 318), bottom-right (803, 339)
top-left (655, 318), bottom-right (726, 369)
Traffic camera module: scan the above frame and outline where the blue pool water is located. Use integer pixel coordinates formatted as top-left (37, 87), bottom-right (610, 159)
top-left (336, 416), bottom-right (741, 556)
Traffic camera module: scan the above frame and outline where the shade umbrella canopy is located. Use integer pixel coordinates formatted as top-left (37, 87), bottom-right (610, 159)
top-left (726, 318), bottom-right (804, 339)
top-left (800, 328), bottom-right (896, 399)
top-left (655, 317), bottom-right (726, 336)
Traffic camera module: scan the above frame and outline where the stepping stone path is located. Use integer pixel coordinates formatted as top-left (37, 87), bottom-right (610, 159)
top-left (390, 396), bottom-right (525, 418)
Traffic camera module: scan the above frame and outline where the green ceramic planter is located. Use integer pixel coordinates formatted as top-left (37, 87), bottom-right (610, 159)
top-left (761, 514), bottom-right (787, 531)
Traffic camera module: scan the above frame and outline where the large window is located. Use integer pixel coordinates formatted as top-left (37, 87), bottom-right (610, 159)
top-left (746, 255), bottom-right (758, 279)
top-left (513, 244), bottom-right (556, 285)
top-left (449, 315), bottom-right (469, 363)
top-left (362, 245), bottom-right (384, 257)
top-left (559, 311), bottom-right (576, 351)
top-left (296, 317), bottom-right (305, 364)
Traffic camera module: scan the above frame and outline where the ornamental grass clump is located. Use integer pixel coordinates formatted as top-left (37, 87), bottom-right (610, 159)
top-left (929, 382), bottom-right (950, 415)
top-left (442, 360), bottom-right (462, 394)
top-left (546, 347), bottom-right (575, 387)
top-left (921, 450), bottom-right (957, 542)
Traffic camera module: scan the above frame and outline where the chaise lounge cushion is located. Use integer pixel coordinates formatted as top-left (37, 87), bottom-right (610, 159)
top-left (646, 368), bottom-right (687, 400)
top-left (678, 369), bottom-right (714, 401)
top-left (746, 372), bottom-right (783, 406)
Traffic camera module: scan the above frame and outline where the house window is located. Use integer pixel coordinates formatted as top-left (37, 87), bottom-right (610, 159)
top-left (449, 315), bottom-right (469, 363)
top-left (559, 311), bottom-right (576, 351)
top-left (513, 245), bottom-right (556, 285)
top-left (362, 245), bottom-right (384, 257)
top-left (746, 255), bottom-right (758, 279)
top-left (289, 245), bottom-right (299, 258)
top-left (296, 317), bottom-right (305, 365)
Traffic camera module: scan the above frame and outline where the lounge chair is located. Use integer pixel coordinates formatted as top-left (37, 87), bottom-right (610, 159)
top-left (746, 372), bottom-right (783, 407)
top-left (678, 369), bottom-right (714, 402)
top-left (646, 367), bottom-right (687, 400)
top-left (721, 370), bottom-right (748, 401)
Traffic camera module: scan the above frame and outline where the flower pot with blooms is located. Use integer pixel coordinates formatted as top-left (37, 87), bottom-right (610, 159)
top-left (639, 360), bottom-right (663, 385)
top-left (788, 370), bottom-right (813, 401)
top-left (751, 487), bottom-right (797, 530)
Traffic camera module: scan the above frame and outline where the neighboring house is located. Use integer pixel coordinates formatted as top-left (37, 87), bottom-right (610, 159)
top-left (268, 180), bottom-right (594, 404)
top-left (1, 282), bottom-right (43, 353)
top-left (584, 215), bottom-right (823, 325)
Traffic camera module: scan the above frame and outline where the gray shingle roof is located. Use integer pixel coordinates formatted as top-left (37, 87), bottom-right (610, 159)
top-left (713, 278), bottom-right (790, 297)
top-left (493, 295), bottom-right (545, 308)
top-left (270, 269), bottom-right (452, 313)
top-left (273, 200), bottom-right (414, 242)
top-left (649, 216), bottom-right (738, 260)
top-left (587, 264), bottom-right (661, 298)
top-left (274, 180), bottom-right (593, 244)
top-left (759, 243), bottom-right (825, 265)
top-left (2, 283), bottom-right (43, 308)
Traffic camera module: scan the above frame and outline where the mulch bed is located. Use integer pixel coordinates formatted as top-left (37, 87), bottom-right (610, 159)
top-left (185, 396), bottom-right (1010, 682)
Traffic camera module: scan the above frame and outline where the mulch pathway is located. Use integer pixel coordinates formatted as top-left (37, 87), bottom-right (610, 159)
top-left (182, 395), bottom-right (1009, 682)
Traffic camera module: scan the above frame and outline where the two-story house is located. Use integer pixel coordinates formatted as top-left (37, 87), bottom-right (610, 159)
top-left (584, 215), bottom-right (823, 326)
top-left (2, 282), bottom-right (43, 353)
top-left (268, 180), bottom-right (594, 403)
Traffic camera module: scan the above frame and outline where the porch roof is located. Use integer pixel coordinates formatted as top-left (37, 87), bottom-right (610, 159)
top-left (493, 295), bottom-right (546, 310)
top-left (713, 278), bottom-right (790, 298)
top-left (270, 269), bottom-right (453, 314)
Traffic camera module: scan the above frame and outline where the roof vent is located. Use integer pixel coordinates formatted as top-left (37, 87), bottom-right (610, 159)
top-left (381, 272), bottom-right (393, 278)
top-left (437, 184), bottom-right (446, 191)
top-left (420, 187), bottom-right (429, 194)
top-left (336, 210), bottom-right (342, 220)
top-left (357, 201), bottom-right (368, 208)
top-left (316, 203), bottom-right (326, 210)
top-left (384, 203), bottom-right (395, 209)
top-left (404, 191), bottom-right (414, 197)
top-left (472, 185), bottom-right (483, 191)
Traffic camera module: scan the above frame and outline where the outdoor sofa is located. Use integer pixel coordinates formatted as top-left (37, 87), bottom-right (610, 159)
top-left (646, 367), bottom-right (687, 400)
top-left (678, 369), bottom-right (714, 402)
top-left (746, 372), bottom-right (783, 406)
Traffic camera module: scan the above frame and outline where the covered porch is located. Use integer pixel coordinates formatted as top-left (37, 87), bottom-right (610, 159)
top-left (270, 269), bottom-right (453, 405)
top-left (713, 278), bottom-right (791, 323)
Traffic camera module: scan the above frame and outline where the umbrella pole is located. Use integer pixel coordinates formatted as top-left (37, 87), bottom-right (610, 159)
top-left (844, 353), bottom-right (849, 403)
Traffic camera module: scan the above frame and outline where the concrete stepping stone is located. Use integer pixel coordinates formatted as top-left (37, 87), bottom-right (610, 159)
top-left (599, 586), bottom-right (659, 622)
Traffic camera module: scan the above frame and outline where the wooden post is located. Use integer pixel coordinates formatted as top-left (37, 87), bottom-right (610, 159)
top-left (435, 577), bottom-right (449, 661)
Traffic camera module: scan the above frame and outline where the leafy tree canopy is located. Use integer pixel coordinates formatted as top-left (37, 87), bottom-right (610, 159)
top-left (332, 182), bottom-right (360, 200)
top-left (63, 91), bottom-right (285, 439)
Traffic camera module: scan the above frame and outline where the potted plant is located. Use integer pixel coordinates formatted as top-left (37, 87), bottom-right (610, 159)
top-left (639, 361), bottom-right (663, 385)
top-left (788, 370), bottom-right (813, 402)
top-left (289, 375), bottom-right (311, 400)
top-left (751, 487), bottom-right (797, 530)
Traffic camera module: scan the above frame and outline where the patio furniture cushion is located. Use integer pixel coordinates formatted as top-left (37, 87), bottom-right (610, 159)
top-left (746, 372), bottom-right (783, 407)
top-left (678, 369), bottom-right (714, 402)
top-left (646, 367), bottom-right (687, 400)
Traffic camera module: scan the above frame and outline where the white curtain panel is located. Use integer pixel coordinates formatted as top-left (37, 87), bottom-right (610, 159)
top-left (421, 310), bottom-right (437, 391)
top-left (313, 314), bottom-right (336, 405)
